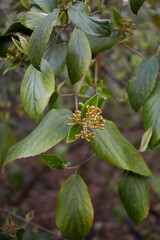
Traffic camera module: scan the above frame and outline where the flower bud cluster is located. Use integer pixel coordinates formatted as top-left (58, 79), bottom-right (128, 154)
top-left (67, 105), bottom-right (105, 142)
top-left (118, 18), bottom-right (136, 36)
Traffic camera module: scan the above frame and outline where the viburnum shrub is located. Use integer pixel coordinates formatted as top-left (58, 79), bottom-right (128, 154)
top-left (0, 0), bottom-right (160, 239)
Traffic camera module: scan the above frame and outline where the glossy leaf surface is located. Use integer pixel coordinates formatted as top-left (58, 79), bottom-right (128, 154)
top-left (128, 56), bottom-right (158, 112)
top-left (41, 154), bottom-right (64, 170)
top-left (129, 0), bottom-right (146, 15)
top-left (3, 109), bottom-right (72, 166)
top-left (89, 120), bottom-right (153, 176)
top-left (118, 170), bottom-right (150, 224)
top-left (67, 28), bottom-right (91, 84)
top-left (56, 174), bottom-right (94, 240)
top-left (28, 9), bottom-right (59, 70)
top-left (143, 82), bottom-right (160, 148)
top-left (68, 2), bottom-right (111, 37)
top-left (20, 59), bottom-right (55, 122)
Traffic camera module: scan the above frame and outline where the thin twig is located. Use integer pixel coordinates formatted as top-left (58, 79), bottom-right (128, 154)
top-left (118, 41), bottom-right (145, 59)
top-left (63, 153), bottom-right (96, 170)
top-left (75, 59), bottom-right (96, 110)
top-left (58, 91), bottom-right (75, 97)
top-left (44, 21), bottom-right (71, 52)
top-left (44, 27), bottom-right (65, 52)
top-left (0, 209), bottom-right (65, 240)
top-left (0, 227), bottom-right (25, 236)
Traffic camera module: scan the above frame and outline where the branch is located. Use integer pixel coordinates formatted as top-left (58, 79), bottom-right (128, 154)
top-left (0, 209), bottom-right (66, 240)
top-left (118, 41), bottom-right (145, 59)
top-left (63, 153), bottom-right (96, 170)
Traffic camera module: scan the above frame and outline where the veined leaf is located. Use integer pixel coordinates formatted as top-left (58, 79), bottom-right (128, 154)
top-left (143, 82), bottom-right (160, 148)
top-left (22, 11), bottom-right (48, 30)
top-left (41, 154), bottom-right (64, 170)
top-left (81, 94), bottom-right (98, 118)
top-left (43, 33), bottom-right (67, 78)
top-left (67, 124), bottom-right (83, 143)
top-left (3, 109), bottom-right (72, 166)
top-left (68, 2), bottom-right (111, 37)
top-left (129, 0), bottom-right (146, 15)
top-left (89, 120), bottom-right (153, 176)
top-left (139, 127), bottom-right (152, 152)
top-left (56, 174), bottom-right (94, 240)
top-left (118, 170), bottom-right (150, 224)
top-left (33, 0), bottom-right (57, 13)
top-left (86, 30), bottom-right (118, 54)
top-left (20, 59), bottom-right (55, 122)
top-left (113, 8), bottom-right (122, 27)
top-left (67, 28), bottom-right (91, 84)
top-left (0, 124), bottom-right (14, 168)
top-left (28, 9), bottom-right (59, 70)
top-left (128, 56), bottom-right (158, 112)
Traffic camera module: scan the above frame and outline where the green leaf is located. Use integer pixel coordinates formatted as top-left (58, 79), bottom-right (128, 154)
top-left (43, 33), bottom-right (67, 78)
top-left (22, 11), bottom-right (48, 30)
top-left (128, 56), bottom-right (159, 112)
top-left (20, 59), bottom-right (55, 122)
top-left (67, 28), bottom-right (91, 84)
top-left (150, 175), bottom-right (160, 197)
top-left (12, 37), bottom-right (27, 54)
top-left (68, 2), bottom-right (111, 37)
top-left (3, 109), bottom-right (72, 166)
top-left (139, 127), bottom-right (152, 152)
top-left (20, 0), bottom-right (30, 9)
top-left (118, 170), bottom-right (150, 224)
top-left (33, 0), bottom-right (57, 13)
top-left (113, 8), bottom-right (122, 27)
top-left (22, 232), bottom-right (40, 240)
top-left (41, 154), bottom-right (64, 170)
top-left (86, 30), bottom-right (118, 54)
top-left (28, 9), bottom-right (59, 70)
top-left (18, 35), bottom-right (28, 52)
top-left (143, 82), bottom-right (160, 148)
top-left (3, 62), bottom-right (20, 75)
top-left (67, 124), bottom-right (83, 143)
top-left (81, 94), bottom-right (98, 118)
top-left (129, 0), bottom-right (146, 15)
top-left (56, 174), bottom-right (94, 240)
top-left (89, 120), bottom-right (153, 176)
top-left (2, 21), bottom-right (32, 36)
top-left (7, 164), bottom-right (23, 190)
top-left (98, 97), bottom-right (106, 109)
top-left (0, 124), bottom-right (14, 168)
top-left (25, 210), bottom-right (34, 224)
